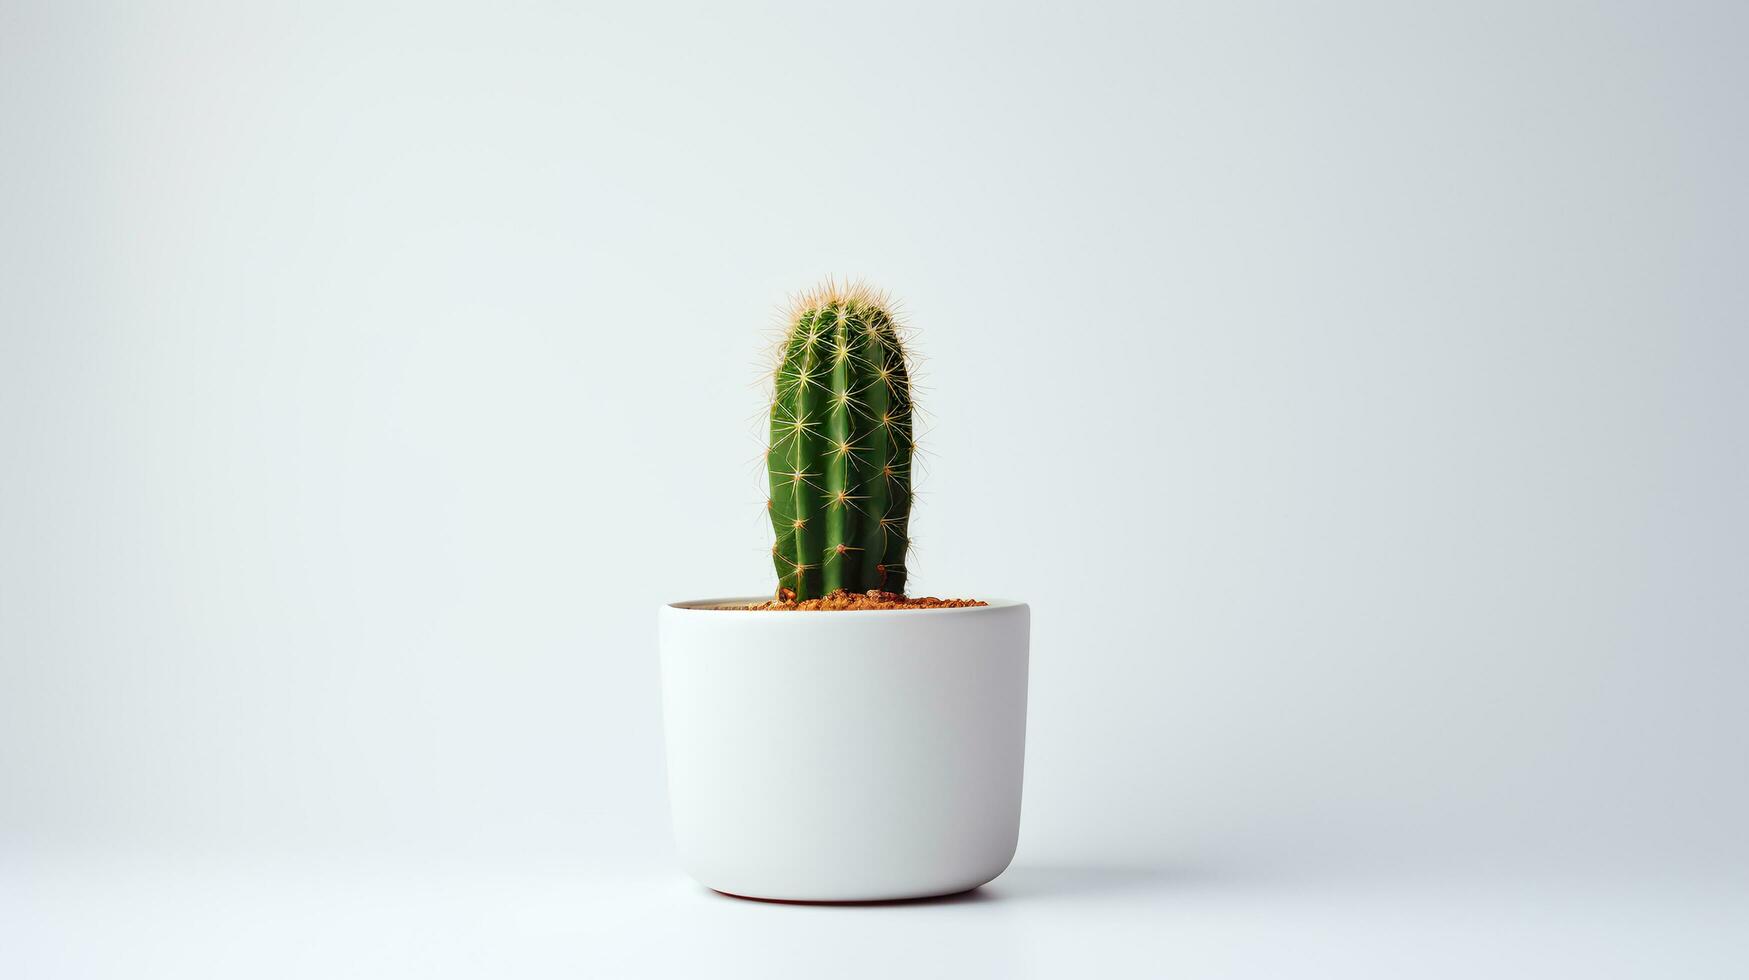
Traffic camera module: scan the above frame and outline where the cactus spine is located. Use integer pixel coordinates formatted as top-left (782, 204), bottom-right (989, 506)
top-left (767, 282), bottom-right (914, 600)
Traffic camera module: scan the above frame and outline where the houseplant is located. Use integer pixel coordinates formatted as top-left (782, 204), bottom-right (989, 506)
top-left (658, 281), bottom-right (1031, 902)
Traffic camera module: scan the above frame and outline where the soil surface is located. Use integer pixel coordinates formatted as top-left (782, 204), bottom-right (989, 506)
top-left (742, 589), bottom-right (988, 611)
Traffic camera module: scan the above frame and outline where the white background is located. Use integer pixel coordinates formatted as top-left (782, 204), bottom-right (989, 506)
top-left (3, 2), bottom-right (1746, 976)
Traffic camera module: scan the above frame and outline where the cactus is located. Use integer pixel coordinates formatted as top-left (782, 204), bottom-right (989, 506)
top-left (767, 281), bottom-right (914, 600)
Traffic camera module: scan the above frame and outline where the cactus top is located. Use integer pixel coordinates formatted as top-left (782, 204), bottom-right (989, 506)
top-left (767, 281), bottom-right (914, 601)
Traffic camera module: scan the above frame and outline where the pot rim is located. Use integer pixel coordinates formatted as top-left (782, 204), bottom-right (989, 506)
top-left (665, 596), bottom-right (1026, 616)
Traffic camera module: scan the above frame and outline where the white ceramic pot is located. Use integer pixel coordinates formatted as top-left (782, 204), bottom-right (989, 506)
top-left (658, 598), bottom-right (1030, 902)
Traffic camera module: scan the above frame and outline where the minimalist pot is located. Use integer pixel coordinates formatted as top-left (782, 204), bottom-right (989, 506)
top-left (658, 598), bottom-right (1030, 902)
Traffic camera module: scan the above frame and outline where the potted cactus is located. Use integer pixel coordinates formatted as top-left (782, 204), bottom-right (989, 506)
top-left (658, 281), bottom-right (1031, 902)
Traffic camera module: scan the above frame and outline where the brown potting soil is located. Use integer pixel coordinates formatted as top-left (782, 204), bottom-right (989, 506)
top-left (741, 589), bottom-right (988, 611)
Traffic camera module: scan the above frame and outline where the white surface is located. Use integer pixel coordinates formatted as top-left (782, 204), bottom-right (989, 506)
top-left (4, 852), bottom-right (1744, 979)
top-left (3, 1), bottom-right (1747, 976)
top-left (660, 600), bottom-right (1028, 900)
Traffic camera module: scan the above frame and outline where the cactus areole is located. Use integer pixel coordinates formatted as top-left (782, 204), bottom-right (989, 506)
top-left (767, 282), bottom-right (914, 601)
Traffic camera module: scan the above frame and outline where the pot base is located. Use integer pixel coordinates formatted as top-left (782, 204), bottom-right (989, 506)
top-left (708, 883), bottom-right (988, 906)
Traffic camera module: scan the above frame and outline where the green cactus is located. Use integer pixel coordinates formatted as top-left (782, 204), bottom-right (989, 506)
top-left (767, 281), bottom-right (914, 600)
